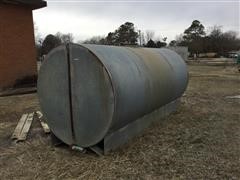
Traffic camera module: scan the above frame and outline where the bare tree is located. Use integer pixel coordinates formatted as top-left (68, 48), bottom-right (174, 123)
top-left (83, 36), bottom-right (106, 44)
top-left (206, 25), bottom-right (222, 36)
top-left (138, 30), bottom-right (146, 46)
top-left (207, 26), bottom-right (240, 54)
top-left (141, 32), bottom-right (146, 46)
top-left (175, 34), bottom-right (185, 45)
top-left (155, 36), bottom-right (167, 43)
top-left (34, 22), bottom-right (42, 45)
top-left (145, 30), bottom-right (155, 42)
top-left (33, 22), bottom-right (44, 61)
top-left (56, 32), bottom-right (74, 44)
top-left (163, 37), bottom-right (167, 42)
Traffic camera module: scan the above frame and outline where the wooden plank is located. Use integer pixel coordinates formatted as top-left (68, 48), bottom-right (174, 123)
top-left (36, 111), bottom-right (43, 119)
top-left (36, 111), bottom-right (50, 133)
top-left (18, 112), bottom-right (34, 141)
top-left (39, 120), bottom-right (50, 133)
top-left (11, 114), bottom-right (28, 140)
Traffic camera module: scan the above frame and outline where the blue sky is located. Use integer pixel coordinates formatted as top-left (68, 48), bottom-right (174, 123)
top-left (33, 0), bottom-right (240, 42)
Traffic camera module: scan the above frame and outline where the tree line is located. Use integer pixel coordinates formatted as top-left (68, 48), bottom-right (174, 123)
top-left (83, 22), bottom-right (167, 48)
top-left (35, 20), bottom-right (240, 58)
top-left (35, 22), bottom-right (168, 58)
top-left (169, 20), bottom-right (240, 56)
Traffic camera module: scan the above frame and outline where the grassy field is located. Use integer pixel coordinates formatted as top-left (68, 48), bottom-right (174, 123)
top-left (0, 65), bottom-right (239, 179)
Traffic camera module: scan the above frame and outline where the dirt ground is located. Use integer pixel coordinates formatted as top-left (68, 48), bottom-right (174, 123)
top-left (0, 65), bottom-right (239, 179)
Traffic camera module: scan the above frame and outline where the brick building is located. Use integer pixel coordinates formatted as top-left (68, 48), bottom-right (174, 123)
top-left (0, 0), bottom-right (46, 89)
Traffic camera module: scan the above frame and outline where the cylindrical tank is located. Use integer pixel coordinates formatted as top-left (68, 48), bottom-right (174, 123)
top-left (38, 44), bottom-right (188, 148)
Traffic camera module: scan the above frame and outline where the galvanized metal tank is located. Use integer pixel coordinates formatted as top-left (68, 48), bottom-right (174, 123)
top-left (38, 44), bottom-right (188, 153)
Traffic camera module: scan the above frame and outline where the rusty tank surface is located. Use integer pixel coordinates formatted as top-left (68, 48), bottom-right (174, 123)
top-left (37, 44), bottom-right (188, 154)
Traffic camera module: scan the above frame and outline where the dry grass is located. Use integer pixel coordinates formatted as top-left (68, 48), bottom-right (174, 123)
top-left (0, 65), bottom-right (240, 179)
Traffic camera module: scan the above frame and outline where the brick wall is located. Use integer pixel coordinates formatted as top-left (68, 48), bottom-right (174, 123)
top-left (0, 4), bottom-right (37, 89)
